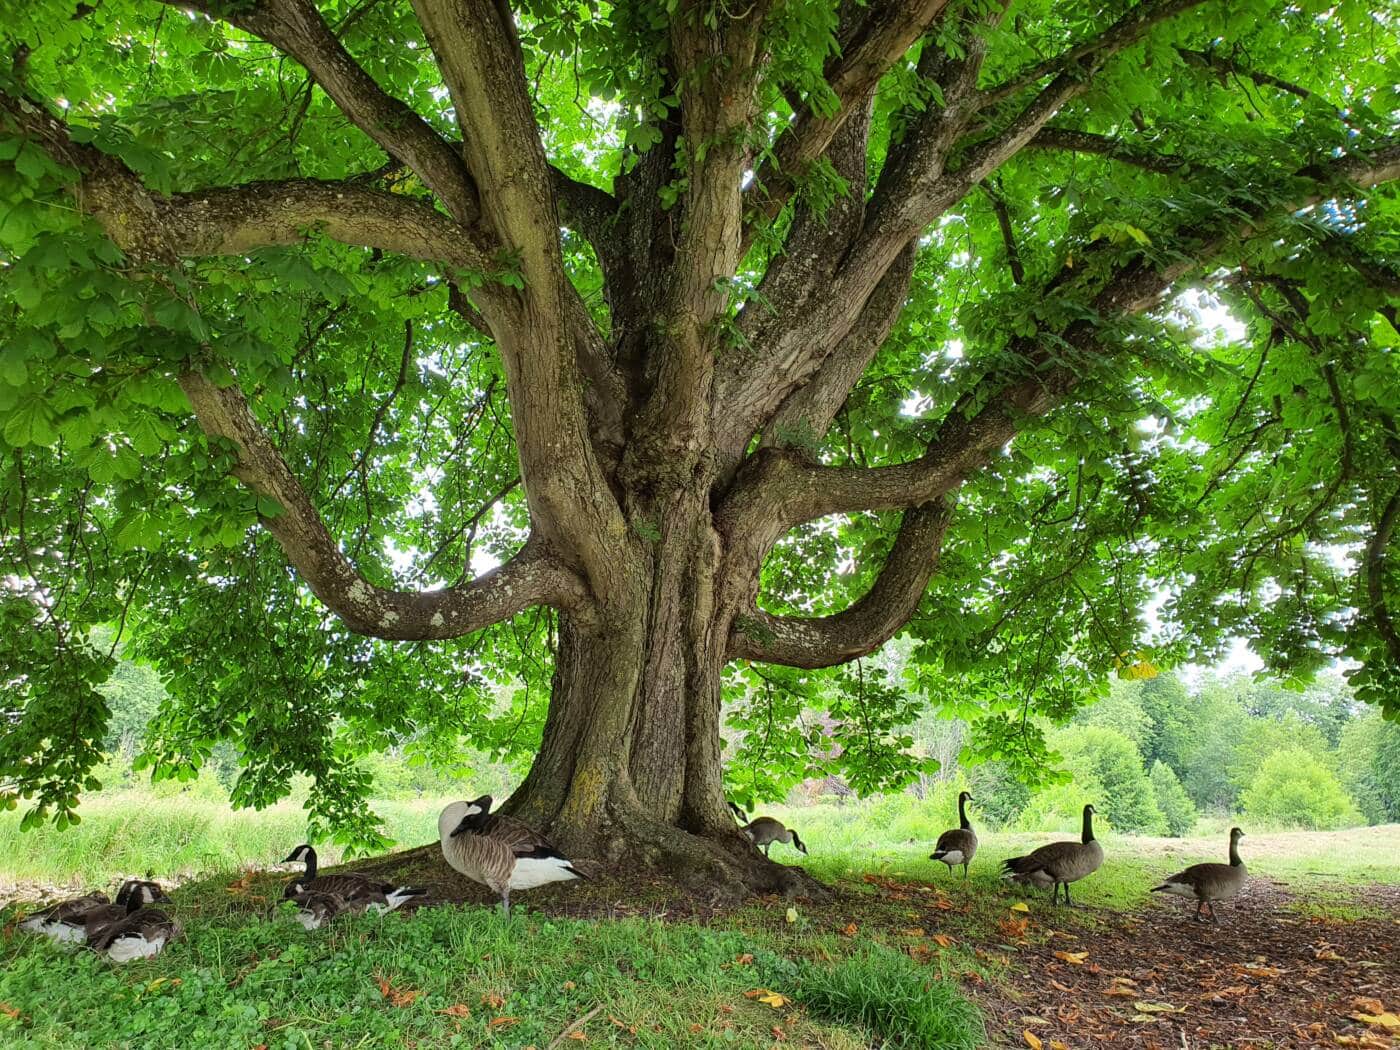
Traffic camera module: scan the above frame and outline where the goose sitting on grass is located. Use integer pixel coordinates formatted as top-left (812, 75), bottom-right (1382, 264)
top-left (87, 888), bottom-right (180, 963)
top-left (20, 880), bottom-right (165, 945)
top-left (1151, 827), bottom-right (1248, 923)
top-left (438, 799), bottom-right (586, 917)
top-left (281, 844), bottom-right (426, 912)
top-left (1000, 803), bottom-right (1103, 906)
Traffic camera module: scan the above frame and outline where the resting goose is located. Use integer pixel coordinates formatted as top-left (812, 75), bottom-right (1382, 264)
top-left (742, 816), bottom-right (807, 858)
top-left (81, 881), bottom-right (170, 945)
top-left (19, 888), bottom-right (115, 944)
top-left (930, 791), bottom-right (978, 878)
top-left (281, 844), bottom-right (426, 912)
top-left (1151, 827), bottom-right (1248, 923)
top-left (438, 799), bottom-right (586, 917)
top-left (1001, 803), bottom-right (1103, 905)
top-left (88, 894), bottom-right (180, 963)
top-left (283, 889), bottom-right (367, 930)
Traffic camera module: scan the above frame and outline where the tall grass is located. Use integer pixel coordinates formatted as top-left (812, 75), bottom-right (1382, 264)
top-left (0, 793), bottom-right (444, 890)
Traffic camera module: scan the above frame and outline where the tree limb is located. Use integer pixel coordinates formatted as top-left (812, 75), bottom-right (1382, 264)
top-left (0, 90), bottom-right (495, 272)
top-left (178, 370), bottom-right (590, 639)
top-left (978, 0), bottom-right (1217, 108)
top-left (1367, 487), bottom-right (1400, 668)
top-left (153, 0), bottom-right (479, 224)
top-left (742, 0), bottom-right (953, 246)
top-left (1025, 126), bottom-right (1190, 174)
top-left (729, 499), bottom-right (955, 667)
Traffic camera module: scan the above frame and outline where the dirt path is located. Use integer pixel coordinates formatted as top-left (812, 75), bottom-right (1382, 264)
top-left (976, 879), bottom-right (1400, 1049)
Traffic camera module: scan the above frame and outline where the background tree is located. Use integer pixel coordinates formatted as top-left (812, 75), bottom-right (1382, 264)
top-left (2, 0), bottom-right (1397, 891)
top-left (1242, 748), bottom-right (1361, 830)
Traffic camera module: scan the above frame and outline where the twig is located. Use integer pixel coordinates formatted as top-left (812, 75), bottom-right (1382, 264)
top-left (546, 1005), bottom-right (602, 1049)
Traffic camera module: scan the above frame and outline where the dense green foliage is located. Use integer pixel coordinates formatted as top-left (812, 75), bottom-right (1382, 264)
top-left (1, 0), bottom-right (1398, 841)
top-left (1242, 748), bottom-right (1362, 830)
top-left (1148, 761), bottom-right (1197, 837)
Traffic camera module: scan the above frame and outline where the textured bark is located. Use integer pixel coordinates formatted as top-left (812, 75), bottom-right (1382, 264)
top-left (9, 0), bottom-right (1400, 894)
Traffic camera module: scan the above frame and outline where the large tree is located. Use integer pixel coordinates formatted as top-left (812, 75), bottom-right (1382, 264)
top-left (1, 0), bottom-right (1397, 892)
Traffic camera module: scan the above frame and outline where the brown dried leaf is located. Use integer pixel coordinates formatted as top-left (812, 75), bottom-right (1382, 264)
top-left (481, 992), bottom-right (505, 1009)
top-left (0, 1003), bottom-right (21, 1021)
top-left (565, 1032), bottom-right (587, 1043)
top-left (488, 1017), bottom-right (520, 1029)
top-left (840, 923), bottom-right (858, 937)
top-left (1053, 950), bottom-right (1089, 965)
top-left (735, 953), bottom-right (754, 966)
top-left (1351, 997), bottom-right (1386, 1015)
top-left (1351, 1013), bottom-right (1400, 1032)
top-left (437, 1004), bottom-right (471, 1018)
top-left (932, 933), bottom-right (954, 948)
top-left (1023, 1031), bottom-right (1043, 1050)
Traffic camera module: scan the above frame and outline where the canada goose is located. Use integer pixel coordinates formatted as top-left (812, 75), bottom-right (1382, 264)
top-left (930, 791), bottom-right (978, 878)
top-left (1151, 827), bottom-right (1248, 923)
top-left (282, 889), bottom-right (368, 930)
top-left (281, 845), bottom-right (426, 912)
top-left (19, 889), bottom-right (114, 944)
top-left (81, 881), bottom-right (170, 945)
top-left (742, 816), bottom-right (807, 858)
top-left (88, 893), bottom-right (180, 963)
top-left (438, 799), bottom-right (586, 917)
top-left (1000, 803), bottom-right (1103, 905)
top-left (19, 880), bottom-right (160, 945)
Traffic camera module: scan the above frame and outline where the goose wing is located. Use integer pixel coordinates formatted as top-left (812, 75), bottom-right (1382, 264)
top-left (931, 827), bottom-right (976, 859)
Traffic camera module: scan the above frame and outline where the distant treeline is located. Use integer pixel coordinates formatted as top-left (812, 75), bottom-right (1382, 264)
top-left (912, 670), bottom-right (1399, 835)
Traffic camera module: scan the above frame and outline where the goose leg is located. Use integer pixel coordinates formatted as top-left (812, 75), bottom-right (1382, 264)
top-left (1207, 901), bottom-right (1218, 925)
top-left (1194, 900), bottom-right (1204, 922)
top-left (501, 889), bottom-right (511, 919)
top-left (962, 863), bottom-right (969, 879)
top-left (1064, 882), bottom-right (1072, 907)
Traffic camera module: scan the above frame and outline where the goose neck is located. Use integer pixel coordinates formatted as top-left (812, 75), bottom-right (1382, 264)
top-left (958, 794), bottom-right (971, 830)
top-left (1081, 808), bottom-right (1095, 844)
top-left (1228, 839), bottom-right (1242, 867)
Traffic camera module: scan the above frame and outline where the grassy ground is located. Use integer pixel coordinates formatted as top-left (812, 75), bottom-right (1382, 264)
top-left (2, 794), bottom-right (1397, 1048)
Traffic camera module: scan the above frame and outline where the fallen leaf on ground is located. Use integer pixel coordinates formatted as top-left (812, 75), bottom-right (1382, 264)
top-left (784, 907), bottom-right (798, 924)
top-left (1010, 902), bottom-right (1031, 913)
top-left (374, 974), bottom-right (422, 1008)
top-left (1351, 997), bottom-right (1386, 1014)
top-left (1053, 951), bottom-right (1089, 965)
top-left (901, 927), bottom-right (926, 938)
top-left (932, 933), bottom-right (954, 948)
top-left (565, 1032), bottom-right (587, 1042)
top-left (1351, 1012), bottom-right (1400, 1032)
top-left (744, 989), bottom-right (791, 1008)
top-left (0, 1003), bottom-right (21, 1021)
top-left (488, 1017), bottom-right (520, 1029)
top-left (437, 1004), bottom-right (471, 1018)
top-left (226, 873), bottom-right (255, 894)
top-left (998, 916), bottom-right (1030, 940)
top-left (1023, 1031), bottom-right (1043, 1049)
top-left (1049, 979), bottom-right (1072, 993)
top-left (481, 992), bottom-right (505, 1009)
top-left (735, 953), bottom-right (754, 965)
top-left (840, 923), bottom-right (858, 937)
top-left (1135, 1001), bottom-right (1186, 1014)
top-left (1050, 1043), bottom-right (1069, 1050)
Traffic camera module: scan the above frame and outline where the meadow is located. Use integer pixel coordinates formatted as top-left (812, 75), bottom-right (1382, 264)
top-left (3, 790), bottom-right (1397, 1049)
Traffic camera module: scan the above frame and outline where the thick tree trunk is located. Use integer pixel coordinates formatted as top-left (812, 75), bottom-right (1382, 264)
top-left (500, 502), bottom-right (822, 900)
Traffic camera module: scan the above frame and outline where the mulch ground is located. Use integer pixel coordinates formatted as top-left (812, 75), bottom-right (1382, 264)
top-left (974, 878), bottom-right (1400, 1049)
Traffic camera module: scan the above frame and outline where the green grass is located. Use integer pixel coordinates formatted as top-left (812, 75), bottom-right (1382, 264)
top-left (0, 882), bottom-right (980, 1049)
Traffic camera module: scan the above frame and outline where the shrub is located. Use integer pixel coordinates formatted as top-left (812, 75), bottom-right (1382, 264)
top-left (1241, 748), bottom-right (1361, 830)
top-left (1051, 726), bottom-right (1166, 833)
top-left (1148, 761), bottom-right (1196, 836)
top-left (794, 945), bottom-right (983, 1050)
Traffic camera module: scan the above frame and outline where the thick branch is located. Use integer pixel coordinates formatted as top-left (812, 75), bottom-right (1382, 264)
top-left (1368, 488), bottom-right (1400, 668)
top-left (0, 92), bottom-right (493, 272)
top-left (742, 0), bottom-right (952, 245)
top-left (729, 499), bottom-right (955, 667)
top-left (155, 0), bottom-right (478, 224)
top-left (179, 371), bottom-right (589, 639)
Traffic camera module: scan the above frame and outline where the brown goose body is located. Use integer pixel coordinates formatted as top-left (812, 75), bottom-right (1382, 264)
top-left (742, 817), bottom-right (807, 858)
top-left (930, 792), bottom-right (978, 877)
top-left (83, 882), bottom-right (173, 948)
top-left (90, 906), bottom-right (180, 963)
top-left (439, 799), bottom-right (586, 916)
top-left (1001, 804), bottom-right (1103, 905)
top-left (1151, 827), bottom-right (1248, 922)
top-left (19, 891), bottom-right (112, 944)
top-left (281, 845), bottom-right (426, 912)
top-left (284, 889), bottom-right (369, 930)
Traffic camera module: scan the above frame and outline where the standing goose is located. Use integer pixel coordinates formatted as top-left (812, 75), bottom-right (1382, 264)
top-left (438, 800), bottom-right (586, 917)
top-left (930, 791), bottom-right (978, 878)
top-left (742, 817), bottom-right (807, 858)
top-left (1151, 827), bottom-right (1248, 923)
top-left (1001, 803), bottom-right (1103, 905)
top-left (281, 844), bottom-right (426, 912)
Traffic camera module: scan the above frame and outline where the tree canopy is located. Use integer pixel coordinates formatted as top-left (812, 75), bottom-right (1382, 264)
top-left (1, 0), bottom-right (1397, 863)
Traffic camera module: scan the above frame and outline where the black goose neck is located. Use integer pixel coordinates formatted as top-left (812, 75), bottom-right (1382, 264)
top-left (302, 848), bottom-right (318, 881)
top-left (1081, 807), bottom-right (1095, 843)
top-left (958, 794), bottom-right (971, 830)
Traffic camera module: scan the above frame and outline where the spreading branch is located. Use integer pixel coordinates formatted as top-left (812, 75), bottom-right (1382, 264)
top-left (729, 499), bottom-right (955, 667)
top-left (179, 370), bottom-right (589, 639)
top-left (1025, 126), bottom-right (1191, 174)
top-left (153, 0), bottom-right (479, 224)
